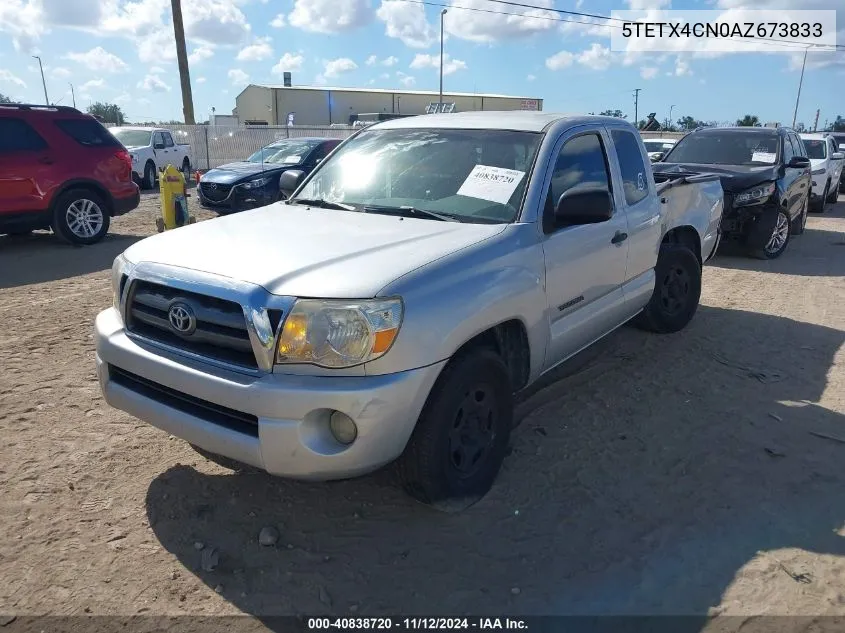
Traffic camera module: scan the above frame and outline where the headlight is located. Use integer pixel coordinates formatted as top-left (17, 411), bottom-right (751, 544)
top-left (242, 176), bottom-right (272, 190)
top-left (734, 182), bottom-right (776, 207)
top-left (276, 298), bottom-right (403, 368)
top-left (111, 254), bottom-right (133, 311)
top-left (811, 168), bottom-right (826, 176)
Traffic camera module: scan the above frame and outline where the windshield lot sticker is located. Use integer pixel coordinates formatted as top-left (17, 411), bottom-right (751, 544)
top-left (457, 165), bottom-right (526, 205)
top-left (751, 151), bottom-right (776, 164)
top-left (283, 155), bottom-right (302, 163)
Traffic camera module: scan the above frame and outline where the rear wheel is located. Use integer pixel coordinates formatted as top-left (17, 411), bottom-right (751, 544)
top-left (634, 246), bottom-right (701, 334)
top-left (51, 189), bottom-right (110, 245)
top-left (815, 182), bottom-right (829, 212)
top-left (142, 161), bottom-right (156, 190)
top-left (181, 157), bottom-right (191, 180)
top-left (826, 178), bottom-right (839, 203)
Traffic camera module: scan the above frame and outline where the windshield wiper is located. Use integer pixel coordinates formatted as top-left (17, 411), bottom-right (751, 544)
top-left (362, 205), bottom-right (460, 222)
top-left (289, 198), bottom-right (357, 211)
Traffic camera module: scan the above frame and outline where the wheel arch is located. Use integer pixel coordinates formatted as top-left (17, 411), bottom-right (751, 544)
top-left (661, 225), bottom-right (702, 265)
top-left (448, 318), bottom-right (532, 392)
top-left (48, 179), bottom-right (115, 216)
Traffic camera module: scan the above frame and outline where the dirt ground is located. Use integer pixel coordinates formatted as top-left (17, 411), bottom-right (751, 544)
top-left (1, 188), bottom-right (845, 627)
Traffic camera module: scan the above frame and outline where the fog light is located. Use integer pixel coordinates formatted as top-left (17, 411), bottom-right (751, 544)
top-left (329, 411), bottom-right (357, 445)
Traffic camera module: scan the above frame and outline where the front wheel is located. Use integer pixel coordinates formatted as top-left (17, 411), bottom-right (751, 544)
top-left (142, 161), bottom-right (156, 190)
top-left (791, 195), bottom-right (809, 236)
top-left (397, 349), bottom-right (513, 511)
top-left (749, 208), bottom-right (790, 260)
top-left (181, 157), bottom-right (191, 181)
top-left (51, 189), bottom-right (110, 245)
top-left (826, 179), bottom-right (839, 203)
top-left (634, 246), bottom-right (702, 334)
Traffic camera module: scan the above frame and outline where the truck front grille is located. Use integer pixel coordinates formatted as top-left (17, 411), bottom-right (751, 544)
top-left (125, 280), bottom-right (259, 370)
top-left (200, 182), bottom-right (232, 203)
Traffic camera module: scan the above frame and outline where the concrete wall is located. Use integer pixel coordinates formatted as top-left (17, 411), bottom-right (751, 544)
top-left (234, 86), bottom-right (274, 125)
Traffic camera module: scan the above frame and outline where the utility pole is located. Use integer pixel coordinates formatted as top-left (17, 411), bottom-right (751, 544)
top-left (439, 8), bottom-right (447, 111)
top-left (792, 47), bottom-right (808, 129)
top-left (69, 83), bottom-right (76, 109)
top-left (32, 56), bottom-right (49, 105)
top-left (813, 109), bottom-right (820, 132)
top-left (633, 88), bottom-right (641, 126)
top-left (171, 0), bottom-right (195, 124)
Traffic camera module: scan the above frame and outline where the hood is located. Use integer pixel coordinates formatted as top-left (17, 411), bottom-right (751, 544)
top-left (654, 162), bottom-right (779, 193)
top-left (202, 162), bottom-right (296, 185)
top-left (122, 204), bottom-right (506, 298)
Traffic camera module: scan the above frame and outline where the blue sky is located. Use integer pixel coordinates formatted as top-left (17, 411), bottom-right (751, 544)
top-left (0, 0), bottom-right (842, 127)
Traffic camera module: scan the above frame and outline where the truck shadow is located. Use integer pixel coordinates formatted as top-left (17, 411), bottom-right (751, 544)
top-left (0, 232), bottom-right (140, 289)
top-left (146, 305), bottom-right (845, 628)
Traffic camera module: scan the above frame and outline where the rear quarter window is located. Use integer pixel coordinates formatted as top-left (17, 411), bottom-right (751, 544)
top-left (54, 119), bottom-right (121, 148)
top-left (610, 129), bottom-right (649, 205)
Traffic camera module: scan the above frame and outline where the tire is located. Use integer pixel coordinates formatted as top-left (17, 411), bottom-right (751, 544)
top-left (634, 246), bottom-right (701, 334)
top-left (181, 157), bottom-right (191, 180)
top-left (748, 207), bottom-right (790, 260)
top-left (142, 161), bottom-right (156, 190)
top-left (190, 444), bottom-right (257, 473)
top-left (397, 348), bottom-right (513, 510)
top-left (51, 189), bottom-right (110, 245)
top-left (826, 179), bottom-right (839, 203)
top-left (816, 182), bottom-right (829, 213)
top-left (791, 195), bottom-right (809, 236)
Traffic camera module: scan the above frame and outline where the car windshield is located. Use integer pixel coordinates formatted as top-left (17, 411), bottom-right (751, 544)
top-left (247, 140), bottom-right (320, 164)
top-left (664, 131), bottom-right (781, 166)
top-left (292, 127), bottom-right (542, 223)
top-left (111, 129), bottom-right (152, 147)
top-left (643, 141), bottom-right (673, 152)
top-left (803, 139), bottom-right (827, 159)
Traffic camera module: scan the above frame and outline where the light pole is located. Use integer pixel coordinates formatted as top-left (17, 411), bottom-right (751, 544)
top-left (32, 56), bottom-right (49, 105)
top-left (669, 104), bottom-right (675, 129)
top-left (792, 47), bottom-right (808, 129)
top-left (69, 83), bottom-right (76, 108)
top-left (439, 8), bottom-right (447, 111)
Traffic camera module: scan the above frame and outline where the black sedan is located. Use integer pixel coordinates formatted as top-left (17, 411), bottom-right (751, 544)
top-left (197, 137), bottom-right (342, 214)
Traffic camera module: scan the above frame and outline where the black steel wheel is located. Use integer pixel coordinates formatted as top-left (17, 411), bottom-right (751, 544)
top-left (634, 246), bottom-right (701, 334)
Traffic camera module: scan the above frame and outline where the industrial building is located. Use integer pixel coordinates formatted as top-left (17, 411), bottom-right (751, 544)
top-left (234, 81), bottom-right (543, 127)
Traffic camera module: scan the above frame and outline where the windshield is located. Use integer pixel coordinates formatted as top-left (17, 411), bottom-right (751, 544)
top-left (803, 139), bottom-right (827, 160)
top-left (111, 129), bottom-right (152, 147)
top-left (247, 140), bottom-right (320, 164)
top-left (643, 141), bottom-right (673, 153)
top-left (664, 131), bottom-right (781, 166)
top-left (292, 128), bottom-right (542, 223)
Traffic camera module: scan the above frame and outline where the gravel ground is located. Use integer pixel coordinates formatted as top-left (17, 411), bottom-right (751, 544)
top-left (1, 189), bottom-right (845, 628)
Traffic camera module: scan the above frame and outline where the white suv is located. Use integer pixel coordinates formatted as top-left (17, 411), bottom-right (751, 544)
top-left (800, 133), bottom-right (844, 211)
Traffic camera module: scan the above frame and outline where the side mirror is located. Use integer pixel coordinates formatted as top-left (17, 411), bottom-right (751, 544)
top-left (831, 152), bottom-right (844, 161)
top-left (788, 156), bottom-right (811, 168)
top-left (279, 169), bottom-right (305, 195)
top-left (651, 152), bottom-right (664, 162)
top-left (554, 186), bottom-right (613, 227)
top-left (154, 143), bottom-right (165, 150)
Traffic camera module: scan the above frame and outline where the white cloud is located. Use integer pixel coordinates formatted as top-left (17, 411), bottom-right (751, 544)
top-left (196, 77), bottom-right (207, 84)
top-left (228, 68), bottom-right (250, 85)
top-left (559, 15), bottom-right (612, 39)
top-left (410, 53), bottom-right (467, 75)
top-left (184, 0), bottom-right (251, 45)
top-left (137, 73), bottom-right (171, 92)
top-left (396, 71), bottom-right (416, 87)
top-left (189, 46), bottom-right (214, 65)
top-left (50, 66), bottom-right (72, 78)
top-left (289, 0), bottom-right (371, 34)
top-left (545, 50), bottom-right (574, 70)
top-left (270, 13), bottom-right (286, 28)
top-left (113, 92), bottom-right (131, 105)
top-left (640, 65), bottom-right (659, 79)
top-left (149, 66), bottom-right (166, 75)
top-left (376, 0), bottom-right (434, 48)
top-left (366, 55), bottom-right (378, 65)
top-left (0, 0), bottom-right (43, 51)
top-left (79, 78), bottom-right (104, 91)
top-left (0, 69), bottom-right (27, 88)
top-left (527, 74), bottom-right (536, 81)
top-left (626, 0), bottom-right (671, 8)
top-left (237, 37), bottom-right (273, 61)
top-left (99, 0), bottom-right (167, 36)
top-left (136, 29), bottom-right (176, 64)
top-left (65, 46), bottom-right (128, 72)
top-left (272, 52), bottom-right (305, 74)
top-left (367, 54), bottom-right (398, 66)
top-left (674, 57), bottom-right (692, 76)
top-left (444, 0), bottom-right (558, 43)
top-left (323, 57), bottom-right (358, 77)
top-left (576, 43), bottom-right (612, 70)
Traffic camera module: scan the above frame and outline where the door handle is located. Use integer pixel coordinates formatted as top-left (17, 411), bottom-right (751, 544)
top-left (611, 231), bottom-right (628, 245)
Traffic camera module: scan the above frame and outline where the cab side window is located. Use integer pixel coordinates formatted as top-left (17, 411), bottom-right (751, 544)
top-left (544, 133), bottom-right (612, 232)
top-left (783, 134), bottom-right (795, 163)
top-left (610, 129), bottom-right (649, 205)
top-left (162, 132), bottom-right (174, 148)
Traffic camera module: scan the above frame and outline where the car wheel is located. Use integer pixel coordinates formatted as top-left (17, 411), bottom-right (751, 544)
top-left (749, 208), bottom-right (790, 260)
top-left (816, 182), bottom-right (829, 213)
top-left (181, 157), bottom-right (191, 181)
top-left (397, 348), bottom-right (513, 511)
top-left (791, 195), bottom-right (809, 235)
top-left (51, 189), bottom-right (110, 245)
top-left (634, 246), bottom-right (701, 334)
top-left (142, 161), bottom-right (156, 190)
top-left (826, 179), bottom-right (839, 203)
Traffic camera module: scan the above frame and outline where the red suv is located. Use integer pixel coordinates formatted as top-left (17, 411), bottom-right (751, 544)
top-left (0, 104), bottom-right (140, 245)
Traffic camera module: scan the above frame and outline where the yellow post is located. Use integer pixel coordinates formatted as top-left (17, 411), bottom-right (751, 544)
top-left (156, 164), bottom-right (195, 232)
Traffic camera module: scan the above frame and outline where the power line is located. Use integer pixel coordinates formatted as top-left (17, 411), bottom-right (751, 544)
top-left (397, 0), bottom-right (845, 52)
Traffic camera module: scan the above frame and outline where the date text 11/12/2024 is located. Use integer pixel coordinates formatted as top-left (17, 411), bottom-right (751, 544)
top-left (307, 618), bottom-right (528, 630)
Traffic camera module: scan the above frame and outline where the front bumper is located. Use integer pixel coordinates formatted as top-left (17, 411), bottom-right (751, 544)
top-left (95, 308), bottom-right (445, 480)
top-left (197, 183), bottom-right (278, 214)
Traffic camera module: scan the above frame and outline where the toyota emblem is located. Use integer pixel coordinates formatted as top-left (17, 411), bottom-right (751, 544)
top-left (168, 302), bottom-right (196, 335)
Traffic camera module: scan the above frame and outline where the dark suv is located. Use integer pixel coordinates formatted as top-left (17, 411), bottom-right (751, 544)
top-left (654, 126), bottom-right (811, 260)
top-left (0, 104), bottom-right (140, 245)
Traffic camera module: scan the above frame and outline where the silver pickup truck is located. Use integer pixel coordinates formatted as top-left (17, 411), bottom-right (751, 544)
top-left (95, 112), bottom-right (723, 508)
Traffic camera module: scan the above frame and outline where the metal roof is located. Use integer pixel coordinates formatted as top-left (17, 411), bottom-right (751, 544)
top-left (369, 111), bottom-right (621, 133)
top-left (246, 83), bottom-right (541, 101)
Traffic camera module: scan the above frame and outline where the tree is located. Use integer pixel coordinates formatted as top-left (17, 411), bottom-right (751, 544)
top-left (87, 102), bottom-right (126, 125)
top-left (736, 114), bottom-right (761, 127)
top-left (598, 109), bottom-right (626, 118)
top-left (677, 115), bottom-right (705, 131)
top-left (0, 93), bottom-right (14, 104)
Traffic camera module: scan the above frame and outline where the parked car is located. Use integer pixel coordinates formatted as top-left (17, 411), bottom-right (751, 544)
top-left (95, 112), bottom-right (723, 507)
top-left (197, 137), bottom-right (341, 214)
top-left (110, 126), bottom-right (193, 190)
top-left (824, 132), bottom-right (845, 193)
top-left (655, 126), bottom-right (811, 260)
top-left (800, 133), bottom-right (843, 211)
top-left (0, 103), bottom-right (139, 245)
top-left (643, 137), bottom-right (676, 162)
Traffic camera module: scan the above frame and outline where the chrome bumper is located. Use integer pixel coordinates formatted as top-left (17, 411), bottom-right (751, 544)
top-left (95, 308), bottom-right (445, 480)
